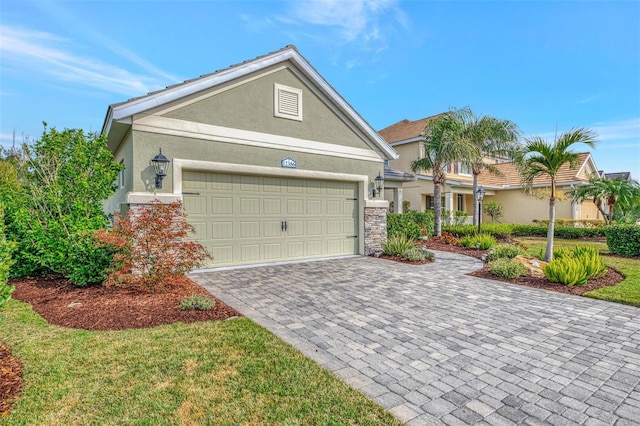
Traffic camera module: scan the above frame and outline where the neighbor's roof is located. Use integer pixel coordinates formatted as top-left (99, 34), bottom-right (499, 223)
top-left (378, 114), bottom-right (444, 145)
top-left (102, 45), bottom-right (397, 160)
top-left (478, 152), bottom-right (595, 187)
top-left (384, 165), bottom-right (415, 182)
top-left (603, 172), bottom-right (631, 181)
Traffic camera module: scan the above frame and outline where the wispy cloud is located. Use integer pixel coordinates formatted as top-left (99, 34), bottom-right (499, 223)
top-left (0, 25), bottom-right (173, 96)
top-left (527, 118), bottom-right (640, 144)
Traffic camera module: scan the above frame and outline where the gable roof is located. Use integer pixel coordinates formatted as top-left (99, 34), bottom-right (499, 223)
top-left (102, 45), bottom-right (397, 160)
top-left (603, 172), bottom-right (631, 181)
top-left (378, 114), bottom-right (444, 145)
top-left (478, 152), bottom-right (596, 187)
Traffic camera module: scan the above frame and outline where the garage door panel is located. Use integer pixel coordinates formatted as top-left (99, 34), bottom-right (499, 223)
top-left (185, 173), bottom-right (358, 267)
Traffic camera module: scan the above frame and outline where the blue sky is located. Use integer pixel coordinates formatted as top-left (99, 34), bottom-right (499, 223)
top-left (1, 0), bottom-right (639, 178)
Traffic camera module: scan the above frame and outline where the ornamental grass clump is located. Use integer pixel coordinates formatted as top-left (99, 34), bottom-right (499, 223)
top-left (382, 235), bottom-right (415, 256)
top-left (401, 247), bottom-right (435, 262)
top-left (487, 244), bottom-right (523, 261)
top-left (489, 258), bottom-right (527, 279)
top-left (544, 257), bottom-right (589, 286)
top-left (459, 233), bottom-right (496, 250)
top-left (572, 246), bottom-right (607, 279)
top-left (180, 295), bottom-right (216, 311)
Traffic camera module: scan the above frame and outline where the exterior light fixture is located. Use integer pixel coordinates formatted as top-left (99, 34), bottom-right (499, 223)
top-left (476, 186), bottom-right (486, 233)
top-left (372, 172), bottom-right (384, 198)
top-left (151, 148), bottom-right (170, 189)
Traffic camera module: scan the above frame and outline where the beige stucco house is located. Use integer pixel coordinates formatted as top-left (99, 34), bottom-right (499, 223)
top-left (379, 116), bottom-right (603, 224)
top-left (101, 46), bottom-right (396, 268)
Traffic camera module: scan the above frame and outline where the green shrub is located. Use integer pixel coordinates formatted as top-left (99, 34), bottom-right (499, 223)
top-left (489, 258), bottom-right (527, 279)
top-left (605, 225), bottom-right (640, 258)
top-left (401, 247), bottom-right (435, 262)
top-left (0, 236), bottom-right (16, 308)
top-left (572, 246), bottom-right (606, 279)
top-left (180, 295), bottom-right (216, 311)
top-left (382, 235), bottom-right (416, 256)
top-left (459, 233), bottom-right (496, 250)
top-left (442, 210), bottom-right (468, 226)
top-left (487, 244), bottom-right (523, 261)
top-left (552, 248), bottom-right (572, 259)
top-left (443, 224), bottom-right (512, 239)
top-left (66, 231), bottom-right (115, 286)
top-left (387, 211), bottom-right (434, 239)
top-left (544, 257), bottom-right (588, 286)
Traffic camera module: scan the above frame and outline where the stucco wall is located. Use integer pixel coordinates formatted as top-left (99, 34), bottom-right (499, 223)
top-left (163, 66), bottom-right (373, 152)
top-left (489, 189), bottom-right (573, 224)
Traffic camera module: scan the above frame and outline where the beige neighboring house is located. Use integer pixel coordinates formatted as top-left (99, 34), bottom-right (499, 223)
top-left (101, 46), bottom-right (397, 268)
top-left (379, 116), bottom-right (603, 224)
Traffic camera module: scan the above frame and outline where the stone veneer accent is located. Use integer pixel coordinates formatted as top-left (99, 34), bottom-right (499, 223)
top-left (364, 207), bottom-right (387, 255)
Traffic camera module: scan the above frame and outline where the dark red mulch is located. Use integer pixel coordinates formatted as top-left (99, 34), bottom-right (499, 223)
top-left (420, 237), bottom-right (487, 259)
top-left (0, 344), bottom-right (23, 417)
top-left (10, 274), bottom-right (241, 331)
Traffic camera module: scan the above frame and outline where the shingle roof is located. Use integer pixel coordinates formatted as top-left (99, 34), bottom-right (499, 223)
top-left (603, 172), bottom-right (631, 181)
top-left (478, 152), bottom-right (593, 187)
top-left (384, 166), bottom-right (415, 182)
top-left (378, 114), bottom-right (444, 144)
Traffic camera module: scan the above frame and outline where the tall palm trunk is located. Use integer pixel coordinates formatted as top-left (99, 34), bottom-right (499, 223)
top-left (433, 180), bottom-right (443, 236)
top-left (545, 197), bottom-right (555, 262)
top-left (472, 173), bottom-right (479, 226)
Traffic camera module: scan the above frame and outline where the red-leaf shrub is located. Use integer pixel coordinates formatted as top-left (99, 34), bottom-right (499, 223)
top-left (96, 201), bottom-right (211, 291)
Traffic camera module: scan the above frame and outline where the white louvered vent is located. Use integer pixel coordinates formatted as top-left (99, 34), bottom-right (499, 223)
top-left (274, 84), bottom-right (303, 121)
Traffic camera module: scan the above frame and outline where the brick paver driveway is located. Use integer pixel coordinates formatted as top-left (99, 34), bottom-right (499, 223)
top-left (191, 251), bottom-right (640, 425)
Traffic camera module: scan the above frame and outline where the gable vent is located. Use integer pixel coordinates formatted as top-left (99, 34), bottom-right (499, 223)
top-left (274, 83), bottom-right (303, 121)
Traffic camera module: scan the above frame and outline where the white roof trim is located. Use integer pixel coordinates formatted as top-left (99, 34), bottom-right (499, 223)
top-left (390, 136), bottom-right (422, 146)
top-left (104, 47), bottom-right (397, 160)
top-left (576, 153), bottom-right (598, 178)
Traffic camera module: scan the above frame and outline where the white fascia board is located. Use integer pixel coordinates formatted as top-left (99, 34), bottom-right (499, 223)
top-left (390, 136), bottom-right (422, 147)
top-left (106, 48), bottom-right (397, 161)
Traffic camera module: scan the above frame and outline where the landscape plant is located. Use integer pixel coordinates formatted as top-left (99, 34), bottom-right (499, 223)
top-left (381, 234), bottom-right (415, 256)
top-left (0, 205), bottom-right (16, 308)
top-left (459, 233), bottom-right (496, 250)
top-left (0, 125), bottom-right (122, 279)
top-left (544, 256), bottom-right (589, 286)
top-left (605, 225), bottom-right (640, 258)
top-left (180, 295), bottom-right (216, 311)
top-left (96, 201), bottom-right (211, 291)
top-left (489, 258), bottom-right (527, 279)
top-left (483, 200), bottom-right (504, 223)
top-left (569, 174), bottom-right (640, 225)
top-left (486, 243), bottom-right (523, 261)
top-left (516, 127), bottom-right (598, 261)
top-left (401, 247), bottom-right (435, 262)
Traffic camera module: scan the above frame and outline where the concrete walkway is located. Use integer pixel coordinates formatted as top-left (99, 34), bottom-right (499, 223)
top-left (191, 251), bottom-right (640, 425)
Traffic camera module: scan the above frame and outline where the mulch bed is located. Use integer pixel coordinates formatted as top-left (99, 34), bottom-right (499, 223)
top-left (1, 274), bottom-right (241, 415)
top-left (376, 254), bottom-right (434, 265)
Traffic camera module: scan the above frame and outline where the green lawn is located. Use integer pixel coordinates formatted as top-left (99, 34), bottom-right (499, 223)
top-left (0, 300), bottom-right (400, 426)
top-left (514, 237), bottom-right (640, 307)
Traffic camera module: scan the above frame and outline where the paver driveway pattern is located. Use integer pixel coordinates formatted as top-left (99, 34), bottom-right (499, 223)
top-left (191, 251), bottom-right (640, 425)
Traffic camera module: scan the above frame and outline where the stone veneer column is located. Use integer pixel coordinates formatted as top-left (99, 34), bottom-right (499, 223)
top-left (364, 200), bottom-right (389, 255)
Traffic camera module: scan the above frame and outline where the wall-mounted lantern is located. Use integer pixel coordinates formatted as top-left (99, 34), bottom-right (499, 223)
top-left (151, 148), bottom-right (170, 189)
top-left (372, 172), bottom-right (384, 198)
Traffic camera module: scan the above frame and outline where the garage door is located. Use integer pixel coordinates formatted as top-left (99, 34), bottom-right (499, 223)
top-left (183, 171), bottom-right (359, 267)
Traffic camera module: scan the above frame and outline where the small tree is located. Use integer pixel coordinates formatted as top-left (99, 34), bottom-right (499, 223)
top-left (96, 201), bottom-right (211, 291)
top-left (483, 200), bottom-right (504, 223)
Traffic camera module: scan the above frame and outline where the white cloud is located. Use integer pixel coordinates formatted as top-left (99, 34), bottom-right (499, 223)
top-left (0, 25), bottom-right (173, 96)
top-left (527, 118), bottom-right (640, 144)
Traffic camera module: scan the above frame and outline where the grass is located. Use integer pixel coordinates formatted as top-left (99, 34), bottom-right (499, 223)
top-left (0, 300), bottom-right (400, 425)
top-left (515, 237), bottom-right (640, 307)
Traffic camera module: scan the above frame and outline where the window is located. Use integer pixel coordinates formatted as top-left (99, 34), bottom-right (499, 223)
top-left (425, 195), bottom-right (446, 210)
top-left (274, 83), bottom-right (303, 121)
top-left (458, 162), bottom-right (471, 176)
top-left (457, 194), bottom-right (464, 211)
top-left (118, 160), bottom-right (125, 189)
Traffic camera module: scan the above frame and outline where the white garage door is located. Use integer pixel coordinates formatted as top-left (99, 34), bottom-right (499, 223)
top-left (183, 171), bottom-right (359, 267)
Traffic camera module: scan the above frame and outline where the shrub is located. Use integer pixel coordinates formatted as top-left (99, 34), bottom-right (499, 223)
top-left (387, 210), bottom-right (434, 239)
top-left (401, 247), bottom-right (435, 262)
top-left (483, 201), bottom-right (504, 223)
top-left (552, 248), bottom-right (572, 260)
top-left (443, 224), bottom-right (512, 239)
top-left (0, 235), bottom-right (16, 308)
top-left (438, 231), bottom-right (459, 245)
top-left (487, 244), bottom-right (523, 261)
top-left (572, 246), bottom-right (606, 279)
top-left (442, 210), bottom-right (468, 226)
top-left (605, 225), bottom-right (640, 258)
top-left (489, 258), bottom-right (527, 279)
top-left (66, 231), bottom-right (115, 286)
top-left (96, 201), bottom-right (211, 291)
top-left (382, 235), bottom-right (415, 256)
top-left (180, 295), bottom-right (216, 311)
top-left (544, 257), bottom-right (588, 286)
top-left (459, 233), bottom-right (496, 250)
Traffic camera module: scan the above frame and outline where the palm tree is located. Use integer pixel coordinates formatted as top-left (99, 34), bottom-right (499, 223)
top-left (517, 128), bottom-right (597, 262)
top-left (570, 175), bottom-right (640, 225)
top-left (455, 109), bottom-right (521, 225)
top-left (411, 112), bottom-right (479, 236)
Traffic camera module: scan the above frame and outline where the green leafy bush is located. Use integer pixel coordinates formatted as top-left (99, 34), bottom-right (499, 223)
top-left (572, 246), bottom-right (606, 279)
top-left (442, 210), bottom-right (468, 226)
top-left (552, 248), bottom-right (572, 259)
top-left (605, 225), bottom-right (640, 258)
top-left (544, 257), bottom-right (589, 286)
top-left (66, 231), bottom-right (115, 286)
top-left (382, 235), bottom-right (416, 256)
top-left (459, 233), bottom-right (496, 249)
top-left (387, 211), bottom-right (434, 239)
top-left (443, 224), bottom-right (512, 239)
top-left (489, 258), bottom-right (527, 279)
top-left (401, 247), bottom-right (435, 262)
top-left (0, 235), bottom-right (16, 308)
top-left (444, 224), bottom-right (605, 239)
top-left (180, 295), bottom-right (216, 311)
top-left (487, 244), bottom-right (523, 261)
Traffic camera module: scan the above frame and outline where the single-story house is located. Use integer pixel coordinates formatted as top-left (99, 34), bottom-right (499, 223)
top-left (101, 45), bottom-right (396, 268)
top-left (379, 116), bottom-right (603, 224)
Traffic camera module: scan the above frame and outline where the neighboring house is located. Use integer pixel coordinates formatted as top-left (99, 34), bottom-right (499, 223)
top-left (101, 45), bottom-right (396, 268)
top-left (379, 116), bottom-right (603, 224)
top-left (601, 171), bottom-right (632, 181)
